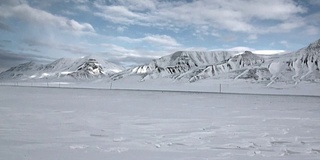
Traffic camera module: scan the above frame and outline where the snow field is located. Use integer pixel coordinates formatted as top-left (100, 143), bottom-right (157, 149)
top-left (0, 86), bottom-right (320, 160)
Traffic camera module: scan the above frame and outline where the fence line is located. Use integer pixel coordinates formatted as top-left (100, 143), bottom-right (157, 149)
top-left (0, 81), bottom-right (319, 97)
top-left (0, 81), bottom-right (227, 93)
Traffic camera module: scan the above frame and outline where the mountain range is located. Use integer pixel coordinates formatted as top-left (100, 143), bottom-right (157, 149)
top-left (0, 39), bottom-right (319, 85)
top-left (111, 39), bottom-right (319, 84)
top-left (0, 55), bottom-right (124, 81)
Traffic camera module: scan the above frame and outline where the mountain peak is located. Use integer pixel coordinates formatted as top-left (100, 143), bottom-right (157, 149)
top-left (243, 51), bottom-right (253, 54)
top-left (307, 39), bottom-right (320, 49)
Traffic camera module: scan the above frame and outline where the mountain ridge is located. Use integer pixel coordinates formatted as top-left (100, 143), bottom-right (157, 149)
top-left (1, 39), bottom-right (319, 85)
top-left (112, 39), bottom-right (320, 85)
top-left (0, 55), bottom-right (125, 80)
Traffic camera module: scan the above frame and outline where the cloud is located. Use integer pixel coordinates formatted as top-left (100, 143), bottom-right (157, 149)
top-left (22, 38), bottom-right (95, 55)
top-left (305, 25), bottom-right (319, 35)
top-left (142, 35), bottom-right (181, 47)
top-left (114, 0), bottom-right (157, 11)
top-left (280, 40), bottom-right (289, 48)
top-left (117, 34), bottom-right (181, 48)
top-left (101, 43), bottom-right (159, 58)
top-left (116, 26), bottom-right (127, 32)
top-left (94, 3), bottom-right (144, 24)
top-left (0, 22), bottom-right (13, 32)
top-left (100, 43), bottom-right (159, 67)
top-left (0, 0), bottom-right (28, 6)
top-left (248, 34), bottom-right (258, 40)
top-left (101, 43), bottom-right (137, 56)
top-left (309, 0), bottom-right (320, 6)
top-left (108, 56), bottom-right (154, 67)
top-left (303, 13), bottom-right (320, 35)
top-left (93, 0), bottom-right (307, 34)
top-left (0, 48), bottom-right (54, 71)
top-left (211, 46), bottom-right (286, 55)
top-left (253, 50), bottom-right (286, 55)
top-left (0, 4), bottom-right (95, 34)
top-left (0, 40), bottom-right (12, 44)
top-left (23, 39), bottom-right (50, 47)
top-left (225, 46), bottom-right (255, 52)
top-left (75, 5), bottom-right (90, 12)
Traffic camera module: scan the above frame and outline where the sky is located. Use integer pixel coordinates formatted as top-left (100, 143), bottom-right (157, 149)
top-left (0, 0), bottom-right (320, 71)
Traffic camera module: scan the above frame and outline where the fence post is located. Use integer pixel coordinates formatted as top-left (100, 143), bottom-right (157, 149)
top-left (219, 84), bottom-right (222, 93)
top-left (110, 82), bottom-right (113, 89)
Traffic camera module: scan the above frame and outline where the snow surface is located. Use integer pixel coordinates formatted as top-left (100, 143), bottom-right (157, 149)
top-left (1, 86), bottom-right (320, 160)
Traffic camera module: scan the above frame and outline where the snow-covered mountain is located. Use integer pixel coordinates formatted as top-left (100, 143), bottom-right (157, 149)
top-left (182, 51), bottom-right (266, 82)
top-left (112, 39), bottom-right (320, 85)
top-left (0, 55), bottom-right (125, 80)
top-left (112, 51), bottom-right (239, 80)
top-left (111, 50), bottom-right (266, 82)
top-left (1, 39), bottom-right (319, 85)
top-left (0, 61), bottom-right (44, 80)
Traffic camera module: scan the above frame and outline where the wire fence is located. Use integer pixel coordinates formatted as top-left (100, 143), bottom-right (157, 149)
top-left (0, 80), bottom-right (319, 97)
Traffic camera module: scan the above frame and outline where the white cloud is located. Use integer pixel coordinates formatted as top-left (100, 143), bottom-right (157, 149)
top-left (116, 26), bottom-right (127, 32)
top-left (71, 0), bottom-right (90, 3)
top-left (101, 43), bottom-right (138, 57)
top-left (280, 40), bottom-right (289, 48)
top-left (212, 46), bottom-right (286, 55)
top-left (117, 34), bottom-right (181, 48)
top-left (226, 46), bottom-right (255, 52)
top-left (0, 4), bottom-right (95, 34)
top-left (66, 19), bottom-right (94, 32)
top-left (114, 0), bottom-right (157, 11)
top-left (193, 26), bottom-right (220, 39)
top-left (303, 13), bottom-right (320, 35)
top-left (264, 17), bottom-right (306, 33)
top-left (1, 0), bottom-right (28, 6)
top-left (93, 0), bottom-right (307, 34)
top-left (75, 5), bottom-right (90, 12)
top-left (142, 35), bottom-right (181, 47)
top-left (61, 10), bottom-right (76, 16)
top-left (100, 43), bottom-right (163, 66)
top-left (248, 34), bottom-right (258, 40)
top-left (94, 3), bottom-right (144, 24)
top-left (253, 50), bottom-right (286, 55)
top-left (309, 0), bottom-right (320, 6)
top-left (305, 26), bottom-right (319, 35)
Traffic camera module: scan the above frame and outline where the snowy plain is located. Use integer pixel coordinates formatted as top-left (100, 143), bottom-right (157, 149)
top-left (1, 84), bottom-right (320, 160)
